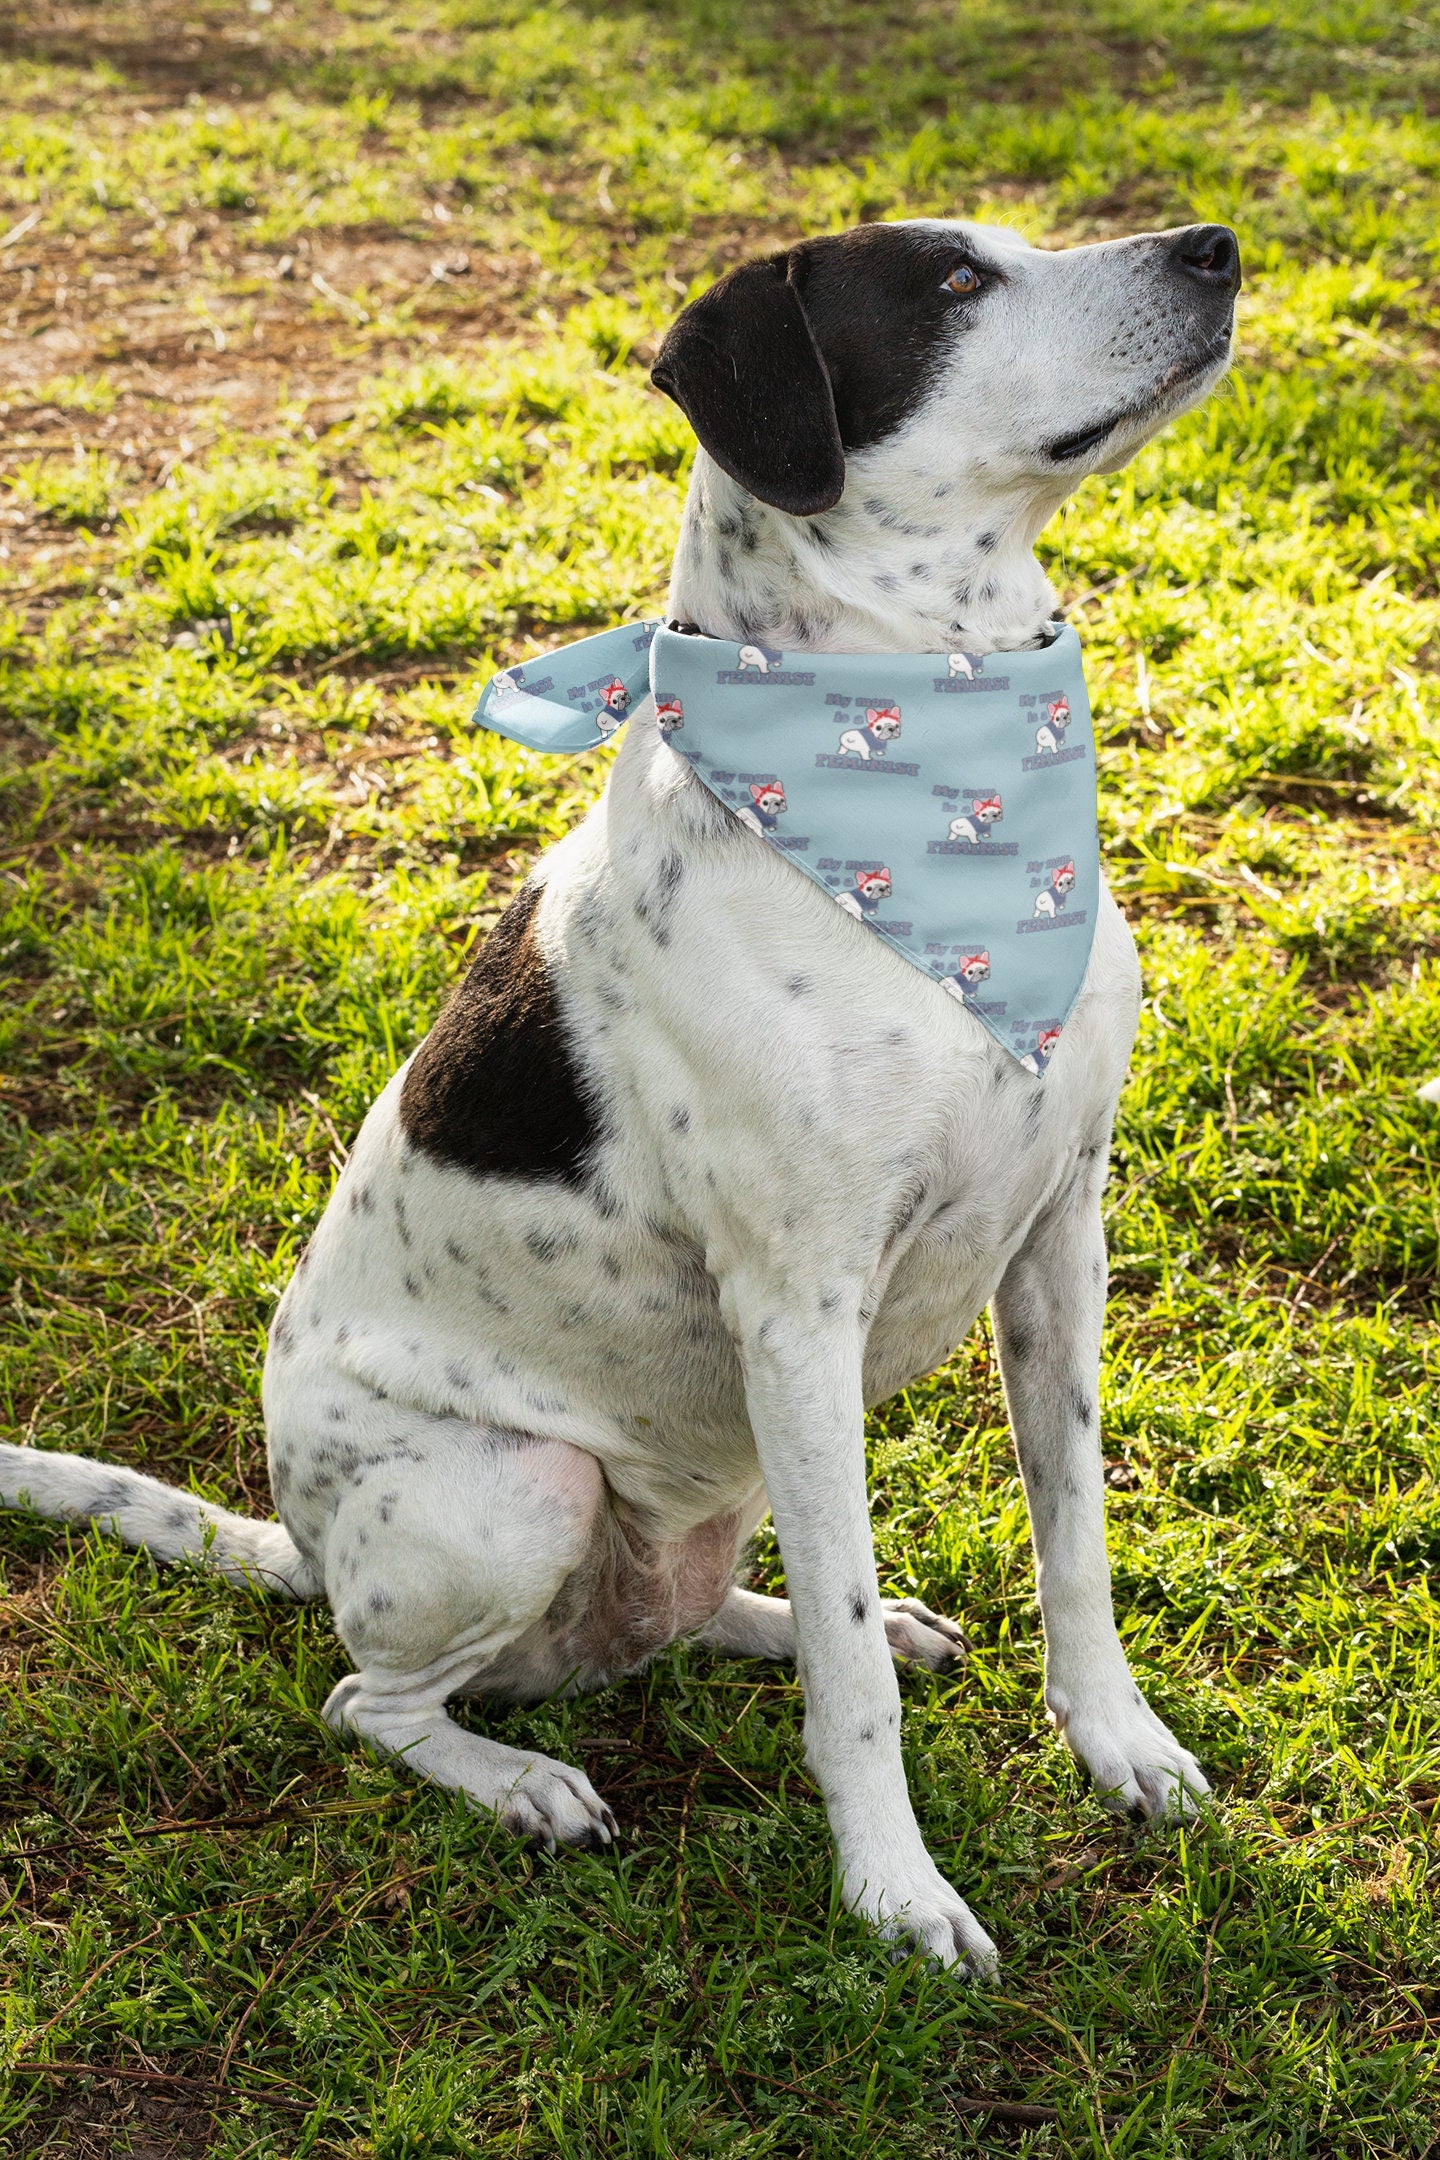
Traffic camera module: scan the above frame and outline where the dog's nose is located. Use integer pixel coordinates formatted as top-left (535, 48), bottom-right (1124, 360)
top-left (1168, 224), bottom-right (1242, 294)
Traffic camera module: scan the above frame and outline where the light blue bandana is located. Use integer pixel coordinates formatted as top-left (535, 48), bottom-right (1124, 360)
top-left (473, 621), bottom-right (1099, 1076)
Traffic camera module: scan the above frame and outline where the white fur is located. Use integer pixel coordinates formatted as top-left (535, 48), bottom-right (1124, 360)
top-left (0, 216), bottom-right (1233, 1973)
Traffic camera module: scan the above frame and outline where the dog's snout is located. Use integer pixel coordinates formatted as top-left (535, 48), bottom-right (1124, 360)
top-left (1168, 223), bottom-right (1242, 294)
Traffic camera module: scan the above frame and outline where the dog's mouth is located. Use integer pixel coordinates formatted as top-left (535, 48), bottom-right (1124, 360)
top-left (1043, 330), bottom-right (1233, 464)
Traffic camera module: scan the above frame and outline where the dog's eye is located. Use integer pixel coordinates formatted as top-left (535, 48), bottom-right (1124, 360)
top-left (943, 263), bottom-right (982, 295)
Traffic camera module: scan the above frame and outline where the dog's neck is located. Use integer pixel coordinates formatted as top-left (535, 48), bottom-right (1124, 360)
top-left (667, 449), bottom-right (1064, 656)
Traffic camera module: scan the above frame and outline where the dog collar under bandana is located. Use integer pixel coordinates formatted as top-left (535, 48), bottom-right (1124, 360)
top-left (474, 621), bottom-right (1099, 1076)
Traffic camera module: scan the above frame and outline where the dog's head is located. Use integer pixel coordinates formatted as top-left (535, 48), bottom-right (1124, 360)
top-left (651, 218), bottom-right (1240, 518)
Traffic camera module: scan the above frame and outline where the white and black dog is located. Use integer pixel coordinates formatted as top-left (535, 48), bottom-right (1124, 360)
top-left (1, 216), bottom-right (1241, 1973)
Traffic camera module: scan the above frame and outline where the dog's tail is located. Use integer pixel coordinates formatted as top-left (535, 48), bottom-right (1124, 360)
top-left (0, 1443), bottom-right (323, 1600)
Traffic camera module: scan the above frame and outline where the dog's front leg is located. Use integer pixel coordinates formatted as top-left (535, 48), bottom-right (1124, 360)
top-left (992, 1162), bottom-right (1210, 1819)
top-left (727, 1281), bottom-right (997, 1972)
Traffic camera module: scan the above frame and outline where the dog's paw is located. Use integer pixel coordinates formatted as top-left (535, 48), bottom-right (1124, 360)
top-left (881, 1597), bottom-right (969, 1673)
top-left (496, 1755), bottom-right (620, 1856)
top-left (1048, 1681), bottom-right (1209, 1821)
top-left (844, 1854), bottom-right (998, 1976)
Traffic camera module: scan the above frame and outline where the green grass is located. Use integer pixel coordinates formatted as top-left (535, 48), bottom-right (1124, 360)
top-left (2, 1), bottom-right (1439, 2153)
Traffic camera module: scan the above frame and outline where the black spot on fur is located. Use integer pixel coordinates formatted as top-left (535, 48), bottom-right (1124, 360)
top-left (271, 1314), bottom-right (293, 1356)
top-left (849, 1588), bottom-right (869, 1626)
top-left (403, 1273), bottom-right (421, 1298)
top-left (445, 1238), bottom-right (470, 1265)
top-left (399, 880), bottom-right (600, 1186)
top-left (326, 1404), bottom-right (347, 1424)
top-left (864, 495), bottom-right (920, 533)
top-left (859, 1725), bottom-right (875, 1742)
top-left (1073, 1390), bottom-right (1094, 1427)
top-left (976, 530), bottom-right (995, 552)
top-left (368, 1589), bottom-right (396, 1614)
top-left (394, 1194), bottom-right (412, 1249)
top-left (670, 1105), bottom-right (691, 1134)
top-left (785, 974), bottom-right (813, 997)
top-left (601, 1252), bottom-right (623, 1280)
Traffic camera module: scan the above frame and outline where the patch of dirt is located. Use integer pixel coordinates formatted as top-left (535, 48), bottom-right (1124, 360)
top-left (0, 217), bottom-right (541, 461)
top-left (10, 2079), bottom-right (220, 2160)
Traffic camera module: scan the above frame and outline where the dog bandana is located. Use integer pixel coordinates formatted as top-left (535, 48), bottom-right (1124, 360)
top-left (473, 622), bottom-right (1099, 1075)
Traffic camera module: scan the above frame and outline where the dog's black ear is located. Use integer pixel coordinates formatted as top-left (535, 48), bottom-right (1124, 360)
top-left (651, 253), bottom-right (845, 517)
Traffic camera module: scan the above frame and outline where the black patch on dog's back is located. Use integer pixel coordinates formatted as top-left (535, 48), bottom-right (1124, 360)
top-left (400, 883), bottom-right (599, 1184)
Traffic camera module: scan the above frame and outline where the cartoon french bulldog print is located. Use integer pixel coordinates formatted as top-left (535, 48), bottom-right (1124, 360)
top-left (1020, 1023), bottom-right (1064, 1077)
top-left (835, 866), bottom-right (893, 920)
top-left (948, 793), bottom-right (1003, 845)
top-left (838, 705), bottom-right (902, 760)
top-left (938, 949), bottom-right (991, 1004)
top-left (1035, 693), bottom-right (1071, 755)
top-left (1033, 859), bottom-right (1077, 917)
top-left (948, 652), bottom-right (985, 680)
top-left (737, 780), bottom-right (787, 835)
top-left (737, 643), bottom-right (783, 674)
top-left (655, 694), bottom-right (684, 735)
top-left (595, 678), bottom-right (632, 734)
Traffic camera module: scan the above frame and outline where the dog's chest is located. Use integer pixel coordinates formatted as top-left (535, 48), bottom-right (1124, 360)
top-left (531, 731), bottom-right (1138, 1421)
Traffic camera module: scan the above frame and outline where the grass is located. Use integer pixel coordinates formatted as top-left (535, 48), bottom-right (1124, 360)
top-left (2, 0), bottom-right (1439, 2152)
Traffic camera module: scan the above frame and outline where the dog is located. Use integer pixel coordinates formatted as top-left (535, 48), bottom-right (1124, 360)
top-left (0, 214), bottom-right (1241, 1973)
top-left (947, 795), bottom-right (1003, 845)
top-left (837, 704), bottom-right (903, 760)
top-left (1033, 859), bottom-right (1078, 917)
top-left (736, 780), bottom-right (788, 836)
top-left (1035, 692), bottom-right (1072, 754)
